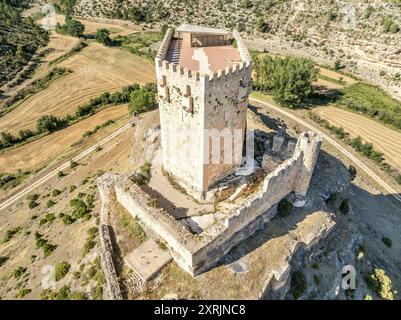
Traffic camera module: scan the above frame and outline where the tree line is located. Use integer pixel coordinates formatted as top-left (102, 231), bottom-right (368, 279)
top-left (253, 55), bottom-right (318, 108)
top-left (0, 83), bottom-right (157, 151)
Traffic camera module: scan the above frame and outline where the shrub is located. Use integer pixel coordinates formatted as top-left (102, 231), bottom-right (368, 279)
top-left (70, 161), bottom-right (79, 169)
top-left (16, 288), bottom-right (31, 298)
top-left (348, 165), bottom-right (357, 181)
top-left (278, 199), bottom-right (293, 217)
top-left (55, 261), bottom-right (71, 281)
top-left (46, 199), bottom-right (56, 208)
top-left (95, 28), bottom-right (111, 45)
top-left (35, 232), bottom-right (57, 257)
top-left (339, 199), bottom-right (350, 215)
top-left (28, 200), bottom-right (39, 209)
top-left (58, 171), bottom-right (66, 178)
top-left (69, 185), bottom-right (77, 193)
top-left (37, 115), bottom-right (67, 133)
top-left (366, 269), bottom-right (396, 300)
top-left (2, 226), bottom-right (22, 243)
top-left (13, 266), bottom-right (27, 279)
top-left (290, 271), bottom-right (307, 299)
top-left (382, 237), bottom-right (392, 248)
top-left (0, 255), bottom-right (9, 267)
top-left (51, 189), bottom-right (61, 197)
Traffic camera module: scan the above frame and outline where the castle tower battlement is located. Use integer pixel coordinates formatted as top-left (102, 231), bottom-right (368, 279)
top-left (155, 25), bottom-right (253, 200)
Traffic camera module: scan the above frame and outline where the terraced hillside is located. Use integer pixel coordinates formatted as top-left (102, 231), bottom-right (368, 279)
top-left (44, 0), bottom-right (401, 100)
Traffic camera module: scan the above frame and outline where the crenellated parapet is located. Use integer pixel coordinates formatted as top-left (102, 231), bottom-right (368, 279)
top-left (232, 30), bottom-right (252, 63)
top-left (156, 28), bottom-right (174, 60)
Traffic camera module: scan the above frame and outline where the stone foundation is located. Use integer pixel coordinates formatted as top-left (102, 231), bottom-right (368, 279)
top-left (98, 131), bottom-right (323, 277)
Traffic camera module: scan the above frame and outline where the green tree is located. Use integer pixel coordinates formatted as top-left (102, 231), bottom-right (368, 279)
top-left (256, 17), bottom-right (269, 33)
top-left (36, 115), bottom-right (67, 133)
top-left (254, 56), bottom-right (318, 107)
top-left (95, 28), bottom-right (111, 45)
top-left (128, 88), bottom-right (156, 114)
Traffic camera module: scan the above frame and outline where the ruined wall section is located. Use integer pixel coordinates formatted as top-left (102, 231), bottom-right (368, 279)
top-left (97, 174), bottom-right (123, 300)
top-left (293, 132), bottom-right (323, 199)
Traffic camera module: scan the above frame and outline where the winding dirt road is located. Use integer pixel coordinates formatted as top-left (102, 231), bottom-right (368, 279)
top-left (250, 97), bottom-right (401, 204)
top-left (0, 122), bottom-right (131, 212)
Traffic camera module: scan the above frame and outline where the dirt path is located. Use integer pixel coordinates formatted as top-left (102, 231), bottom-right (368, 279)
top-left (250, 97), bottom-right (401, 204)
top-left (0, 105), bottom-right (128, 173)
top-left (314, 106), bottom-right (401, 170)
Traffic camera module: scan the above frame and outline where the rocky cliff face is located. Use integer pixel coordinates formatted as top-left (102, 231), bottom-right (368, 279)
top-left (64, 0), bottom-right (401, 99)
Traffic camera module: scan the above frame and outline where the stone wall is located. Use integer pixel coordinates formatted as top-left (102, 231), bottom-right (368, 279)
top-left (105, 131), bottom-right (322, 276)
top-left (97, 174), bottom-right (123, 300)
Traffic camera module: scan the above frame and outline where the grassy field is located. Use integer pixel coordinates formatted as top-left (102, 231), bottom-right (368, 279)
top-left (313, 106), bottom-right (401, 170)
top-left (0, 105), bottom-right (129, 173)
top-left (0, 42), bottom-right (154, 135)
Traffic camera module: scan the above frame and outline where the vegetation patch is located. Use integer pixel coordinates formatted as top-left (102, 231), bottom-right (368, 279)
top-left (55, 261), bottom-right (71, 281)
top-left (2, 226), bottom-right (22, 243)
top-left (277, 199), bottom-right (293, 217)
top-left (254, 55), bottom-right (318, 108)
top-left (290, 271), bottom-right (307, 299)
top-left (338, 83), bottom-right (401, 131)
top-left (365, 268), bottom-right (396, 300)
top-left (34, 232), bottom-right (57, 257)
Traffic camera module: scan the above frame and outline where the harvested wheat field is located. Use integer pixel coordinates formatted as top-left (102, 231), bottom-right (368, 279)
top-left (0, 42), bottom-right (154, 134)
top-left (0, 105), bottom-right (128, 172)
top-left (319, 67), bottom-right (356, 85)
top-left (314, 106), bottom-right (401, 169)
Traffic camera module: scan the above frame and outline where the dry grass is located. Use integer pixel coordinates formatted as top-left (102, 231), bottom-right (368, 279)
top-left (0, 105), bottom-right (128, 172)
top-left (0, 42), bottom-right (154, 135)
top-left (314, 106), bottom-right (401, 170)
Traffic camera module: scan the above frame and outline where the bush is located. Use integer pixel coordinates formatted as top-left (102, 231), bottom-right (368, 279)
top-left (56, 15), bottom-right (85, 37)
top-left (12, 266), bottom-right (27, 279)
top-left (348, 165), bottom-right (357, 181)
top-left (70, 161), bottom-right (79, 169)
top-left (69, 185), bottom-right (77, 193)
top-left (35, 232), bottom-right (57, 257)
top-left (37, 115), bottom-right (67, 133)
top-left (55, 261), bottom-right (71, 281)
top-left (51, 189), bottom-right (61, 197)
top-left (366, 269), bottom-right (396, 300)
top-left (2, 226), bottom-right (22, 243)
top-left (16, 288), bottom-right (31, 298)
top-left (58, 171), bottom-right (66, 178)
top-left (339, 199), bottom-right (350, 215)
top-left (28, 200), bottom-right (39, 209)
top-left (46, 199), bottom-right (56, 208)
top-left (290, 271), bottom-right (307, 299)
top-left (0, 255), bottom-right (9, 267)
top-left (278, 199), bottom-right (293, 217)
top-left (382, 237), bottom-right (392, 248)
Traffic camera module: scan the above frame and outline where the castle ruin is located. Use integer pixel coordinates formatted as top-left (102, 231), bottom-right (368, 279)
top-left (98, 25), bottom-right (324, 296)
top-left (156, 25), bottom-right (252, 201)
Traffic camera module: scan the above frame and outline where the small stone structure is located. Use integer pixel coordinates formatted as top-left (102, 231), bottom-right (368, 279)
top-left (97, 175), bottom-right (123, 300)
top-left (124, 239), bottom-right (172, 282)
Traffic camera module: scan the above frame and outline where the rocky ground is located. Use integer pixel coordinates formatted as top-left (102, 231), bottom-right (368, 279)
top-left (52, 0), bottom-right (401, 100)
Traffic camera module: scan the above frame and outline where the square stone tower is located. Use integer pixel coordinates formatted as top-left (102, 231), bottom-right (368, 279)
top-left (155, 24), bottom-right (253, 200)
